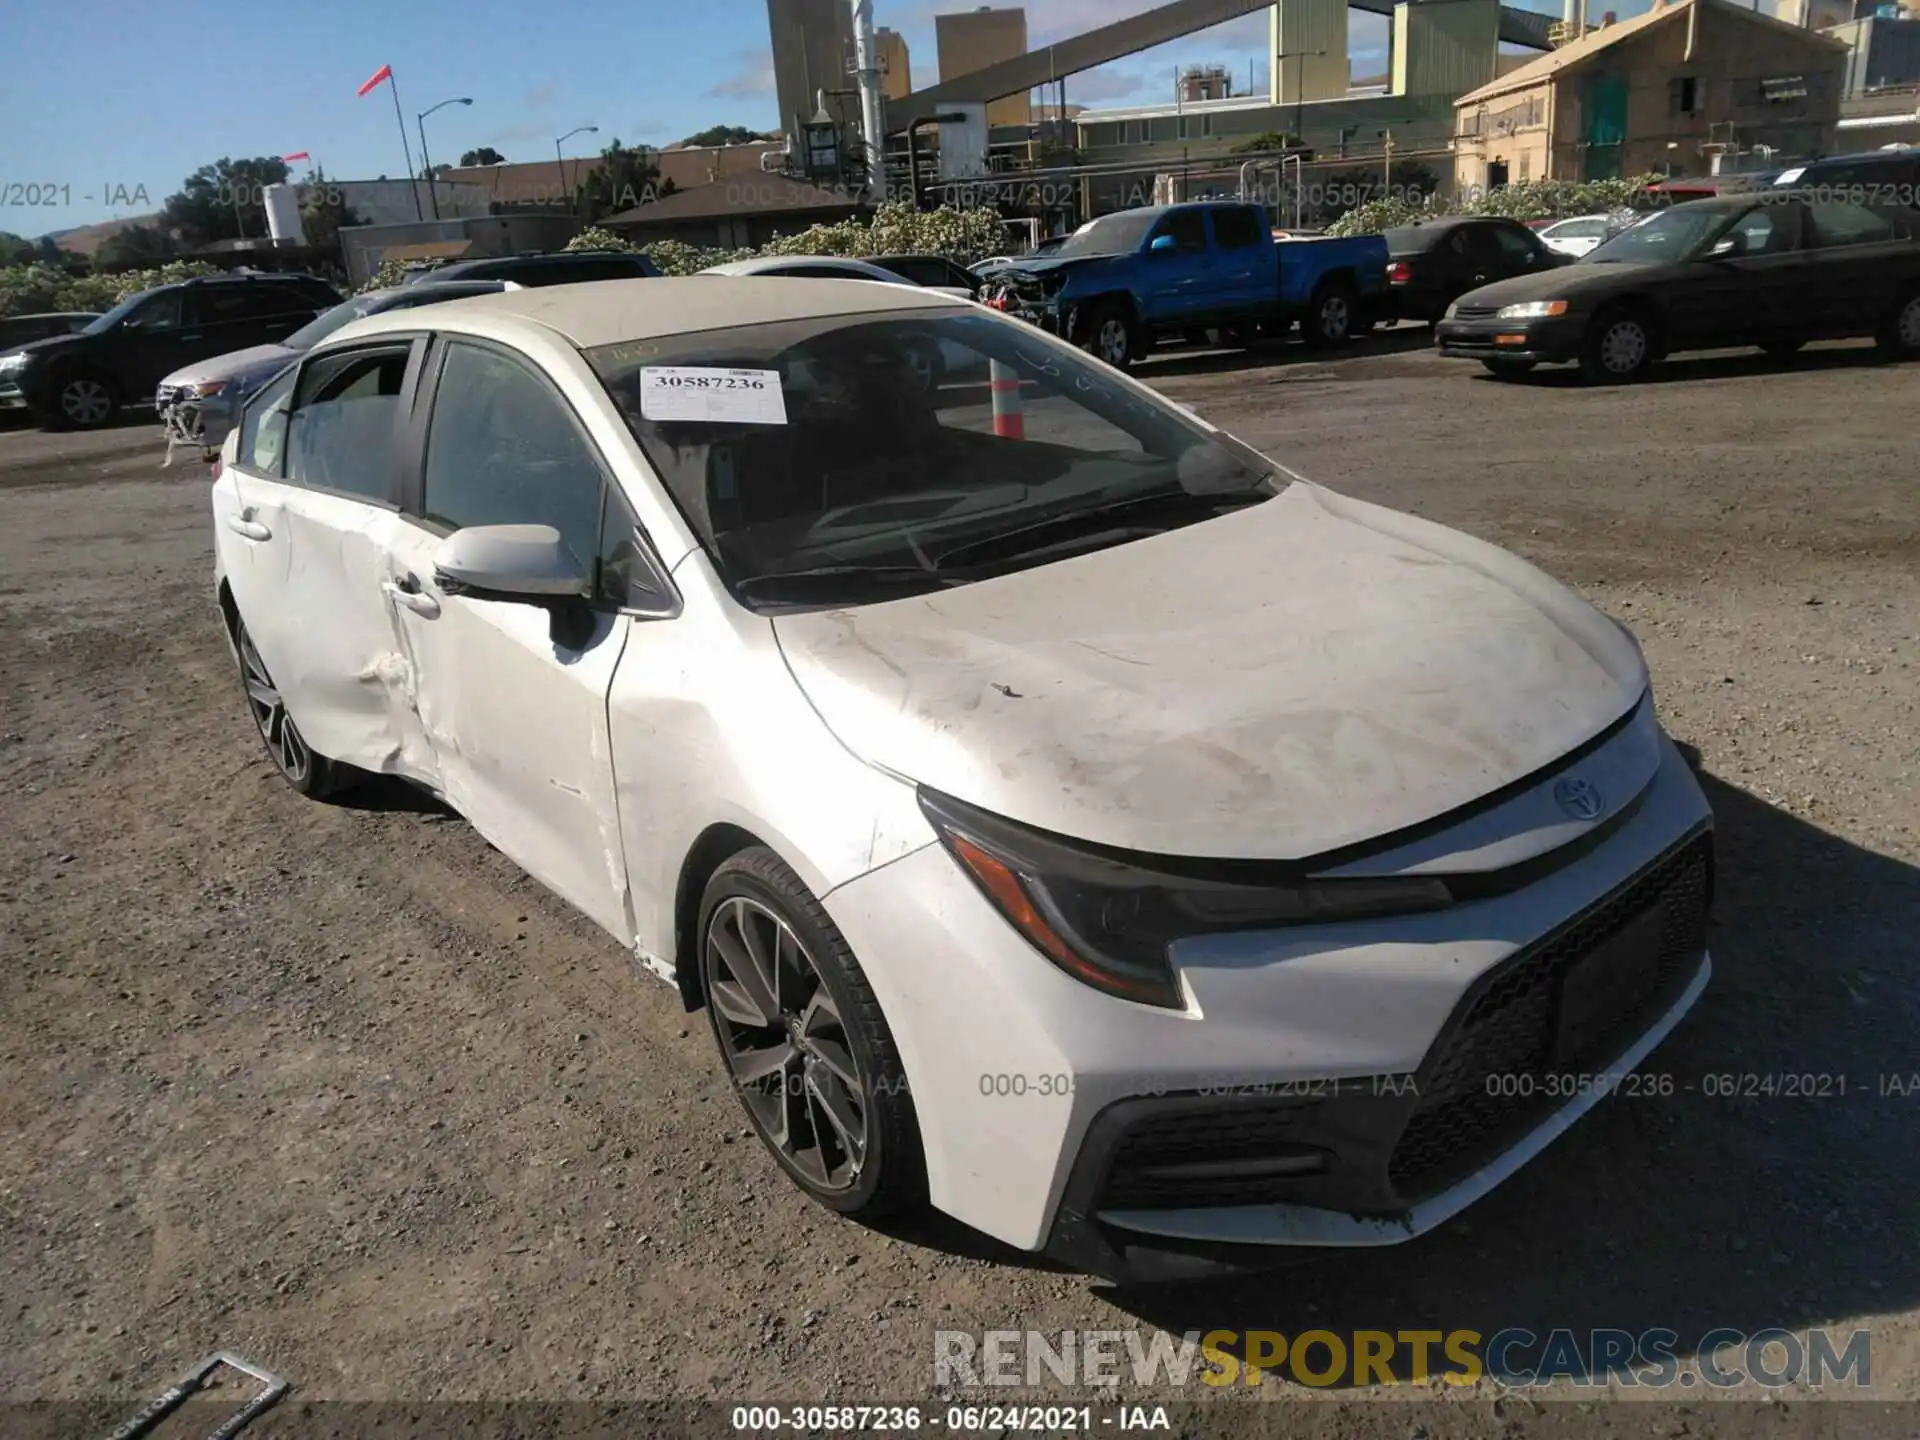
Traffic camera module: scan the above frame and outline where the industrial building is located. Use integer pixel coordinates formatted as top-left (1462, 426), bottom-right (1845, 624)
top-left (877, 26), bottom-right (913, 100)
top-left (937, 7), bottom-right (1032, 127)
top-left (768, 0), bottom-right (860, 148)
top-left (1452, 0), bottom-right (1848, 187)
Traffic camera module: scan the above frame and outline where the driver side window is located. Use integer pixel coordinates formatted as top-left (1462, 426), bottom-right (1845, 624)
top-left (125, 292), bottom-right (187, 331)
top-left (1149, 211), bottom-right (1208, 252)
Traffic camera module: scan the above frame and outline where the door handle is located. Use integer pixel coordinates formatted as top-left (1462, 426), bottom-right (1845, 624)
top-left (225, 513), bottom-right (271, 542)
top-left (178, 332), bottom-right (204, 341)
top-left (382, 578), bottom-right (441, 619)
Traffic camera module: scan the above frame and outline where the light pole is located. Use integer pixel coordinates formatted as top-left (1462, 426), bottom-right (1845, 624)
top-left (417, 97), bottom-right (473, 221)
top-left (555, 126), bottom-right (599, 213)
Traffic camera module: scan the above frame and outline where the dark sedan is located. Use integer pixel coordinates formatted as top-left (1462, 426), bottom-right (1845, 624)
top-left (1435, 195), bottom-right (1920, 382)
top-left (1384, 216), bottom-right (1566, 323)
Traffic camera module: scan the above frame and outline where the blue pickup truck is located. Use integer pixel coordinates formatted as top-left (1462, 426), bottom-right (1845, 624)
top-left (977, 201), bottom-right (1389, 370)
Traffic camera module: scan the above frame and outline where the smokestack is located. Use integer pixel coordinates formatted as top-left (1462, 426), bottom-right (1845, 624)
top-left (1563, 0), bottom-right (1576, 21)
top-left (850, 0), bottom-right (889, 202)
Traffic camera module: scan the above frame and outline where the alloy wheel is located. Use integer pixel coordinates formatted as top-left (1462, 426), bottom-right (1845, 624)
top-left (1599, 319), bottom-right (1648, 375)
top-left (1899, 295), bottom-right (1920, 349)
top-left (1097, 318), bottom-right (1130, 367)
top-left (237, 625), bottom-right (312, 785)
top-left (705, 894), bottom-right (868, 1192)
top-left (59, 378), bottom-right (112, 427)
top-left (1319, 294), bottom-right (1350, 342)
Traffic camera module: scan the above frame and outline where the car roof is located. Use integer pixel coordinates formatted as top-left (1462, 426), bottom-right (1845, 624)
top-left (329, 275), bottom-right (959, 350)
top-left (702, 255), bottom-right (897, 278)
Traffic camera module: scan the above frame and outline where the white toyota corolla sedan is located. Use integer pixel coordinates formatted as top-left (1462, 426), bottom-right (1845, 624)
top-left (210, 278), bottom-right (1713, 1282)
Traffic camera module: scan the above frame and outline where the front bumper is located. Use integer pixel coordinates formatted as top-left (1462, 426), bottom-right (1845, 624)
top-left (0, 378), bottom-right (31, 410)
top-left (821, 717), bottom-right (1713, 1275)
top-left (1436, 313), bottom-right (1585, 363)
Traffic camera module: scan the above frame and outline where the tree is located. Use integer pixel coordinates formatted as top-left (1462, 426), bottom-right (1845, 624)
top-left (459, 146), bottom-right (508, 167)
top-left (161, 156), bottom-right (292, 249)
top-left (681, 124), bottom-right (765, 148)
top-left (1231, 131), bottom-right (1301, 154)
top-left (299, 169), bottom-right (365, 262)
top-left (0, 232), bottom-right (38, 266)
top-left (96, 224), bottom-right (178, 268)
top-left (578, 139), bottom-right (677, 222)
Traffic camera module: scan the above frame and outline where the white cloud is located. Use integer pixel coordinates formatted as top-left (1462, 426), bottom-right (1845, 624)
top-left (709, 50), bottom-right (777, 100)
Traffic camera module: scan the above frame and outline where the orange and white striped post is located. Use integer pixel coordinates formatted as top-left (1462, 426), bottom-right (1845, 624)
top-left (989, 360), bottom-right (1024, 440)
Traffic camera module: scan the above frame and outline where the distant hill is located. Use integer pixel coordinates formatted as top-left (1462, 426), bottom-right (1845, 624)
top-left (39, 215), bottom-right (166, 258)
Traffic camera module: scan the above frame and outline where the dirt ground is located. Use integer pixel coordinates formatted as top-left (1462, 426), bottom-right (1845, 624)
top-left (2, 333), bottom-right (1916, 1434)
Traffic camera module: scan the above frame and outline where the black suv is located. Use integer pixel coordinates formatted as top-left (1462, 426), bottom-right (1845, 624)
top-left (0, 273), bottom-right (340, 429)
top-left (397, 249), bottom-right (661, 287)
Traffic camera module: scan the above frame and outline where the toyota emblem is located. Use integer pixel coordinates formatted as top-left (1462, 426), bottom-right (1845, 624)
top-left (1554, 776), bottom-right (1605, 822)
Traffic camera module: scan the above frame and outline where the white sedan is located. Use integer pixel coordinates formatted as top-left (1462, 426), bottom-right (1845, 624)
top-left (1536, 213), bottom-right (1632, 258)
top-left (211, 279), bottom-right (1713, 1283)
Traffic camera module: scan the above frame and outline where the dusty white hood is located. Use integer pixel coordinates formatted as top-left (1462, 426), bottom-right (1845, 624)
top-left (160, 343), bottom-right (299, 393)
top-left (773, 483), bottom-right (1648, 860)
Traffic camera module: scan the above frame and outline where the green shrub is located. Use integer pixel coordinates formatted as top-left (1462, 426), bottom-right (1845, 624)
top-left (0, 259), bottom-right (224, 320)
top-left (1325, 174), bottom-right (1664, 236)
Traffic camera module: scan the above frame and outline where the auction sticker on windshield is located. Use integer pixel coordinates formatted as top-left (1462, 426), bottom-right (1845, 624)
top-left (640, 367), bottom-right (788, 425)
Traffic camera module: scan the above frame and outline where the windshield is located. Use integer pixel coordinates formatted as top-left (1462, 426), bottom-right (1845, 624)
top-left (80, 289), bottom-right (160, 335)
top-left (1053, 211), bottom-right (1159, 259)
top-left (1582, 205), bottom-right (1736, 264)
top-left (586, 309), bottom-right (1276, 611)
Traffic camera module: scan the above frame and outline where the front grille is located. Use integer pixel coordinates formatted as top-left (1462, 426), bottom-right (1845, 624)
top-left (1387, 831), bottom-right (1713, 1198)
top-left (1453, 304), bottom-right (1501, 320)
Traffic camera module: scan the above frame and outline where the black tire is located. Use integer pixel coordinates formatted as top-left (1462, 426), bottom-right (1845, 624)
top-left (1480, 357), bottom-right (1537, 379)
top-left (1578, 305), bottom-right (1657, 384)
top-left (231, 616), bottom-right (353, 799)
top-left (1074, 300), bottom-right (1141, 371)
top-left (1876, 287), bottom-right (1920, 359)
top-left (698, 846), bottom-right (925, 1221)
top-left (1303, 281), bottom-right (1357, 348)
top-left (45, 371), bottom-right (118, 430)
top-left (1759, 338), bottom-right (1805, 358)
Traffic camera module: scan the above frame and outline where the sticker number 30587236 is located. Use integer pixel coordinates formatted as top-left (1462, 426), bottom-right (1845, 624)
top-left (639, 367), bottom-right (788, 426)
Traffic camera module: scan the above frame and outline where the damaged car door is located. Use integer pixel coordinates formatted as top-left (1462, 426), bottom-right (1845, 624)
top-left (212, 338), bottom-right (440, 784)
top-left (378, 336), bottom-right (635, 940)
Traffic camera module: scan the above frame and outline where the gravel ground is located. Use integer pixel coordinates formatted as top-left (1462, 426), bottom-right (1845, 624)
top-left (1, 336), bottom-right (1915, 1436)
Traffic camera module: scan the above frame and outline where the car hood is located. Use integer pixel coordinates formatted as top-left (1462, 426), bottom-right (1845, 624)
top-left (1460, 262), bottom-right (1658, 308)
top-left (773, 483), bottom-right (1648, 860)
top-left (7, 332), bottom-right (88, 364)
top-left (160, 343), bottom-right (300, 392)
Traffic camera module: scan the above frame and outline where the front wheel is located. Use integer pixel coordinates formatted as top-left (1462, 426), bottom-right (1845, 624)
top-left (1075, 301), bottom-right (1140, 370)
top-left (699, 847), bottom-right (925, 1220)
top-left (1303, 282), bottom-right (1357, 348)
top-left (1876, 289), bottom-right (1920, 359)
top-left (1578, 308), bottom-right (1656, 384)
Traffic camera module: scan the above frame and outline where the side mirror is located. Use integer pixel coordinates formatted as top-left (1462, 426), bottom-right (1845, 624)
top-left (1708, 234), bottom-right (1745, 260)
top-left (433, 524), bottom-right (596, 648)
top-left (1149, 235), bottom-right (1178, 253)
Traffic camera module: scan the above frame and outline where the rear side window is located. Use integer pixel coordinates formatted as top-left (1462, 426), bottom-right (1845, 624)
top-left (1211, 207), bottom-right (1264, 250)
top-left (1491, 223), bottom-right (1542, 262)
top-left (285, 344), bottom-right (412, 501)
top-left (875, 256), bottom-right (951, 286)
top-left (419, 341), bottom-right (608, 572)
top-left (1807, 201), bottom-right (1896, 249)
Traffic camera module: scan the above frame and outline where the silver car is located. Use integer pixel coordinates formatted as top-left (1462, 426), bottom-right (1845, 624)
top-left (156, 280), bottom-right (513, 463)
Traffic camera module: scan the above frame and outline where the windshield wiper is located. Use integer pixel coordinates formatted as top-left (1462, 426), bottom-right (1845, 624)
top-left (733, 564), bottom-right (974, 602)
top-left (934, 487), bottom-right (1267, 570)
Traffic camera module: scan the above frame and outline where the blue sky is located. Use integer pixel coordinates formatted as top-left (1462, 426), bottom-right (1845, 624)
top-left (9, 0), bottom-right (1591, 236)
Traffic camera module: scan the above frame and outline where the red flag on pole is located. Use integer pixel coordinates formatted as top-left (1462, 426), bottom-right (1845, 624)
top-left (282, 151), bottom-right (311, 163)
top-left (356, 64), bottom-right (393, 97)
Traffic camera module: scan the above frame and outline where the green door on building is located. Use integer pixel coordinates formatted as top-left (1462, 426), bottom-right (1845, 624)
top-left (1583, 72), bottom-right (1628, 180)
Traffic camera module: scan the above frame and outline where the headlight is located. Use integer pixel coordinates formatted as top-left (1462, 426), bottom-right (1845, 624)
top-left (1443, 301), bottom-right (1460, 321)
top-left (919, 789), bottom-right (1454, 1010)
top-left (181, 380), bottom-right (229, 397)
top-left (1496, 300), bottom-right (1569, 320)
top-left (0, 351), bottom-right (29, 374)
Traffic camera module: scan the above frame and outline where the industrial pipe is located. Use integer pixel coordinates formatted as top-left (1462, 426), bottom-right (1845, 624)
top-left (851, 0), bottom-right (889, 202)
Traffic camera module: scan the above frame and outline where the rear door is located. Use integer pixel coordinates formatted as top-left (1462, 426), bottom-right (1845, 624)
top-left (113, 289), bottom-right (219, 395)
top-left (1205, 205), bottom-right (1272, 316)
top-left (211, 337), bottom-right (439, 782)
top-left (1804, 200), bottom-right (1913, 337)
top-left (379, 335), bottom-right (635, 939)
top-left (1487, 219), bottom-right (1559, 279)
top-left (1140, 208), bottom-right (1213, 324)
